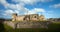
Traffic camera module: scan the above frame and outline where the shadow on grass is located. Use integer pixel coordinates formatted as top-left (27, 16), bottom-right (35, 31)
top-left (0, 19), bottom-right (5, 32)
top-left (48, 23), bottom-right (60, 32)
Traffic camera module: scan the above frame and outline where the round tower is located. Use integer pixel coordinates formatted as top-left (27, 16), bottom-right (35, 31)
top-left (39, 15), bottom-right (45, 21)
top-left (12, 13), bottom-right (17, 21)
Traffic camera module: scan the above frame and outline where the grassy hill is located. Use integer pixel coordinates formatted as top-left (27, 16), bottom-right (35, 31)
top-left (0, 21), bottom-right (60, 32)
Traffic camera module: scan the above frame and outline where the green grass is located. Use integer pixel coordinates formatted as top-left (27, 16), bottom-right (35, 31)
top-left (48, 22), bottom-right (60, 32)
top-left (3, 23), bottom-right (48, 32)
top-left (4, 28), bottom-right (48, 32)
top-left (0, 22), bottom-right (60, 32)
top-left (53, 22), bottom-right (60, 24)
top-left (4, 24), bottom-right (13, 29)
top-left (4, 24), bottom-right (47, 32)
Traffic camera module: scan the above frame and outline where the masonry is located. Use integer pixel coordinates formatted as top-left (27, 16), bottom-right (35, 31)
top-left (4, 21), bottom-right (51, 29)
top-left (4, 13), bottom-right (47, 29)
top-left (12, 13), bottom-right (45, 21)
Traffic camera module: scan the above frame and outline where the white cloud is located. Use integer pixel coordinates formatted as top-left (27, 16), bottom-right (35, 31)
top-left (12, 0), bottom-right (38, 4)
top-left (24, 8), bottom-right (45, 15)
top-left (0, 0), bottom-right (25, 10)
top-left (0, 0), bottom-right (26, 15)
top-left (7, 4), bottom-right (24, 10)
top-left (5, 8), bottom-right (45, 15)
top-left (0, 0), bottom-right (9, 7)
top-left (0, 0), bottom-right (52, 11)
top-left (4, 10), bottom-right (20, 16)
top-left (31, 8), bottom-right (45, 12)
top-left (15, 10), bottom-right (19, 14)
top-left (12, 0), bottom-right (53, 4)
top-left (4, 10), bottom-right (14, 15)
top-left (49, 3), bottom-right (60, 8)
top-left (0, 0), bottom-right (53, 10)
top-left (24, 10), bottom-right (36, 15)
top-left (0, 0), bottom-right (54, 18)
top-left (0, 0), bottom-right (46, 16)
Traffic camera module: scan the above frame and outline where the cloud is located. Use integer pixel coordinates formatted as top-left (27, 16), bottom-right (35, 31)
top-left (0, 0), bottom-right (9, 8)
top-left (0, 0), bottom-right (52, 11)
top-left (7, 4), bottom-right (25, 10)
top-left (0, 0), bottom-right (46, 16)
top-left (31, 8), bottom-right (45, 12)
top-left (24, 10), bottom-right (36, 15)
top-left (4, 10), bottom-right (14, 15)
top-left (49, 3), bottom-right (60, 8)
top-left (0, 0), bottom-right (53, 10)
top-left (4, 7), bottom-right (45, 15)
top-left (0, 0), bottom-right (25, 10)
top-left (4, 10), bottom-right (20, 16)
top-left (12, 0), bottom-right (53, 4)
top-left (24, 8), bottom-right (45, 15)
top-left (0, 0), bottom-right (26, 15)
top-left (12, 0), bottom-right (38, 4)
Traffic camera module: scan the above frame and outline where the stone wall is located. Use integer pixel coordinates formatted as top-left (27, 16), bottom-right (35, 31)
top-left (4, 21), bottom-right (51, 29)
top-left (4, 21), bottom-right (15, 28)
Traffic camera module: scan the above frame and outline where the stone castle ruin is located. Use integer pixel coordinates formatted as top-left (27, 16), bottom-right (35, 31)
top-left (12, 13), bottom-right (45, 21)
top-left (4, 13), bottom-right (49, 28)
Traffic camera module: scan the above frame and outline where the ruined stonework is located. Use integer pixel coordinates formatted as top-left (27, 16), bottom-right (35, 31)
top-left (4, 14), bottom-right (48, 28)
top-left (12, 13), bottom-right (45, 21)
top-left (4, 21), bottom-right (50, 29)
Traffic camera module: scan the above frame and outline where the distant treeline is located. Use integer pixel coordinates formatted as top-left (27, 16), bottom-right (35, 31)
top-left (0, 18), bottom-right (12, 21)
top-left (48, 18), bottom-right (60, 22)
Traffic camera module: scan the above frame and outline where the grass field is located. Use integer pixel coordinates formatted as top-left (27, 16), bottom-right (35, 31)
top-left (4, 24), bottom-right (48, 32)
top-left (0, 22), bottom-right (60, 32)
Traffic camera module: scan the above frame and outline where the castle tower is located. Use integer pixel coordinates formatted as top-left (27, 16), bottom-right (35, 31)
top-left (12, 13), bottom-right (17, 21)
top-left (39, 12), bottom-right (45, 21)
top-left (39, 15), bottom-right (45, 21)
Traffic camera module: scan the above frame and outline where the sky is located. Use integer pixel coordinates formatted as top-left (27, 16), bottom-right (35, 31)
top-left (0, 0), bottom-right (60, 19)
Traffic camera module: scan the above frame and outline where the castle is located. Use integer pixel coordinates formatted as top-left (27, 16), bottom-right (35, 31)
top-left (12, 13), bottom-right (45, 21)
top-left (4, 13), bottom-right (48, 28)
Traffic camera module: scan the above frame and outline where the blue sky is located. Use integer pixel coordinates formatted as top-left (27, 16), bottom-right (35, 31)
top-left (0, 0), bottom-right (60, 19)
